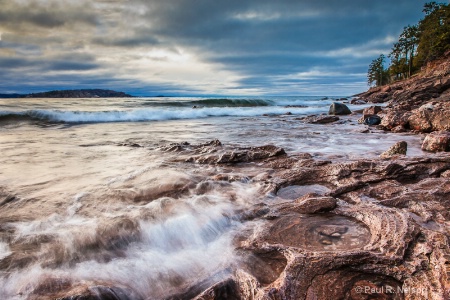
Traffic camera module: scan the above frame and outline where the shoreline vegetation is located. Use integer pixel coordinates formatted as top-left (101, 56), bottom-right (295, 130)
top-left (367, 1), bottom-right (449, 87)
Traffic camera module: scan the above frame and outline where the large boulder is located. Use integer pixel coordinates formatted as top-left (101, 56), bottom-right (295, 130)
top-left (328, 102), bottom-right (351, 115)
top-left (380, 111), bottom-right (411, 130)
top-left (363, 115), bottom-right (382, 126)
top-left (421, 131), bottom-right (450, 152)
top-left (408, 102), bottom-right (450, 132)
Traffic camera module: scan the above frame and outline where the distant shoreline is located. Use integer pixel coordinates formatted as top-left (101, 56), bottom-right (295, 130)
top-left (0, 89), bottom-right (133, 98)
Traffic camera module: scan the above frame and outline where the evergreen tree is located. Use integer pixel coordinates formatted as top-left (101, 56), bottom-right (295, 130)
top-left (368, 2), bottom-right (449, 86)
top-left (417, 2), bottom-right (450, 64)
top-left (389, 25), bottom-right (419, 79)
top-left (368, 54), bottom-right (388, 87)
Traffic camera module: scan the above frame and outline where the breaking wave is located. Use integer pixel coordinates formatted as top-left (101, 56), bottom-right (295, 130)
top-left (144, 98), bottom-right (274, 107)
top-left (0, 105), bottom-right (323, 124)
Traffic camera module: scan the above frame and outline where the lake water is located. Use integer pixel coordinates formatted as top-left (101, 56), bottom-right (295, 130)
top-left (0, 96), bottom-right (423, 299)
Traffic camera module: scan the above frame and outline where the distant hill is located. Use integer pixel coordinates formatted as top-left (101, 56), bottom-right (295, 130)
top-left (0, 93), bottom-right (25, 98)
top-left (0, 89), bottom-right (133, 98)
top-left (24, 89), bottom-right (133, 98)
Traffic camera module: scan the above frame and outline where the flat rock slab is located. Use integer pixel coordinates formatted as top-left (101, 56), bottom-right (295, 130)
top-left (294, 196), bottom-right (337, 214)
top-left (276, 185), bottom-right (331, 200)
top-left (302, 115), bottom-right (340, 124)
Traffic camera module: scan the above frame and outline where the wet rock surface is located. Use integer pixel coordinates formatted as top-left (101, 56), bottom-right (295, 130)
top-left (158, 140), bottom-right (286, 164)
top-left (328, 102), bottom-right (352, 115)
top-left (291, 194), bottom-right (337, 214)
top-left (422, 131), bottom-right (450, 152)
top-left (3, 140), bottom-right (450, 299)
top-left (363, 114), bottom-right (382, 126)
top-left (380, 141), bottom-right (408, 158)
top-left (262, 214), bottom-right (370, 251)
top-left (300, 115), bottom-right (340, 124)
top-left (144, 141), bottom-right (450, 299)
top-left (363, 105), bottom-right (383, 115)
top-left (230, 153), bottom-right (449, 300)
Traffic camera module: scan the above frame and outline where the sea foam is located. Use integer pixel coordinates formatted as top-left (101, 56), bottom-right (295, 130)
top-left (0, 105), bottom-right (325, 123)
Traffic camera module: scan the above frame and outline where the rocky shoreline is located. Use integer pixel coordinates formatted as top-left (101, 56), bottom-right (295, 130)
top-left (157, 139), bottom-right (450, 300)
top-left (15, 136), bottom-right (448, 300)
top-left (1, 57), bottom-right (450, 300)
top-left (164, 55), bottom-right (450, 299)
top-left (354, 52), bottom-right (450, 137)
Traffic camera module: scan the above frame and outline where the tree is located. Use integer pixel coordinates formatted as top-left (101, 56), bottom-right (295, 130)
top-left (368, 2), bottom-right (450, 85)
top-left (417, 2), bottom-right (450, 64)
top-left (423, 1), bottom-right (442, 15)
top-left (389, 25), bottom-right (419, 79)
top-left (368, 54), bottom-right (388, 87)
top-left (402, 25), bottom-right (419, 77)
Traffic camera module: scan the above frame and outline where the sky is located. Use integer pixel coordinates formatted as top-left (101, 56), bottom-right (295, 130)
top-left (0, 0), bottom-right (431, 96)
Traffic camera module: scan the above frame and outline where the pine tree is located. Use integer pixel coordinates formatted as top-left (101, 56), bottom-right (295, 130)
top-left (388, 25), bottom-right (419, 79)
top-left (417, 2), bottom-right (450, 64)
top-left (367, 55), bottom-right (387, 87)
top-left (368, 2), bottom-right (450, 86)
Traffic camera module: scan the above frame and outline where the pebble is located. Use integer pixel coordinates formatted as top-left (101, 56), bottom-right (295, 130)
top-left (320, 239), bottom-right (333, 245)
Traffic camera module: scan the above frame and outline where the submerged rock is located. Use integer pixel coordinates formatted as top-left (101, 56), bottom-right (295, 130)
top-left (61, 285), bottom-right (138, 300)
top-left (302, 115), bottom-right (340, 124)
top-left (328, 102), bottom-right (351, 115)
top-left (186, 144), bottom-right (286, 164)
top-left (32, 282), bottom-right (141, 300)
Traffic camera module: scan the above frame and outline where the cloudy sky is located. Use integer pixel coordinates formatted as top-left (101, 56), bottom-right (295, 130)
top-left (0, 0), bottom-right (428, 96)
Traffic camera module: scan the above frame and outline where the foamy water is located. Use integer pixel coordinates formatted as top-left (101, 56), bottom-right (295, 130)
top-left (0, 96), bottom-right (426, 299)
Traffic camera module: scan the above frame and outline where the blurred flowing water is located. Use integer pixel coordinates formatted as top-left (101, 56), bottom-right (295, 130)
top-left (0, 96), bottom-right (424, 299)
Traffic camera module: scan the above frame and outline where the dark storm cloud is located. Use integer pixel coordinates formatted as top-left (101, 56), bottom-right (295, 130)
top-left (0, 0), bottom-right (97, 29)
top-left (92, 35), bottom-right (160, 47)
top-left (119, 0), bottom-right (424, 94)
top-left (0, 0), bottom-right (428, 95)
top-left (140, 0), bottom-right (420, 71)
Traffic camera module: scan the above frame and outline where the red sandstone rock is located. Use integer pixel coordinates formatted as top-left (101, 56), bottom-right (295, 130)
top-left (421, 131), bottom-right (450, 152)
top-left (363, 105), bottom-right (383, 115)
top-left (380, 141), bottom-right (407, 158)
top-left (391, 125), bottom-right (407, 133)
top-left (409, 102), bottom-right (450, 132)
top-left (380, 111), bottom-right (411, 130)
top-left (292, 195), bottom-right (337, 214)
top-left (302, 115), bottom-right (340, 124)
top-left (18, 140), bottom-right (450, 300)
